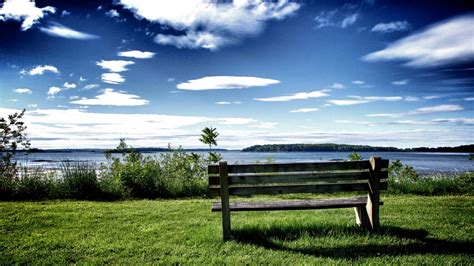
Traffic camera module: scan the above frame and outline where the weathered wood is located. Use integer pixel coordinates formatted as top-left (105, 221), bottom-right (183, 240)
top-left (209, 181), bottom-right (388, 196)
top-left (209, 180), bottom-right (387, 196)
top-left (228, 182), bottom-right (370, 196)
top-left (219, 161), bottom-right (231, 241)
top-left (354, 206), bottom-right (371, 228)
top-left (208, 159), bottom-right (389, 175)
top-left (208, 170), bottom-right (388, 186)
top-left (209, 160), bottom-right (369, 174)
top-left (367, 156), bottom-right (381, 231)
top-left (212, 196), bottom-right (368, 212)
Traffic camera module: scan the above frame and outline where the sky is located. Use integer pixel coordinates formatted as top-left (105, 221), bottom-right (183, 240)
top-left (0, 0), bottom-right (473, 149)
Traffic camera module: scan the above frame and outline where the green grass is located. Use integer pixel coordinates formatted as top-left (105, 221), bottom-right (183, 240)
top-left (1, 195), bottom-right (473, 264)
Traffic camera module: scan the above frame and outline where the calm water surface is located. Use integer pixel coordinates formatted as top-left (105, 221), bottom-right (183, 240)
top-left (15, 151), bottom-right (473, 174)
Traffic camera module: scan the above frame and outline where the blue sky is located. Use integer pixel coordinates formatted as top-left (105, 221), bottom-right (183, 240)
top-left (0, 0), bottom-right (473, 149)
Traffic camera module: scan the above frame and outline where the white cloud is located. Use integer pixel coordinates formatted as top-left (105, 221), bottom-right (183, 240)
top-left (79, 76), bottom-right (86, 82)
top-left (215, 102), bottom-right (231, 105)
top-left (61, 10), bottom-right (71, 17)
top-left (118, 0), bottom-right (300, 50)
top-left (27, 104), bottom-right (37, 108)
top-left (352, 80), bottom-right (365, 85)
top-left (9, 99), bottom-right (18, 102)
top-left (404, 96), bottom-right (421, 102)
top-left (409, 104), bottom-right (464, 115)
top-left (255, 90), bottom-right (328, 102)
top-left (362, 96), bottom-right (403, 102)
top-left (70, 88), bottom-right (149, 106)
top-left (315, 8), bottom-right (359, 29)
top-left (216, 118), bottom-right (257, 125)
top-left (327, 99), bottom-right (370, 106)
top-left (392, 79), bottom-right (408, 85)
top-left (329, 83), bottom-right (345, 89)
top-left (83, 84), bottom-right (100, 90)
top-left (371, 21), bottom-right (410, 33)
top-left (366, 113), bottom-right (403, 118)
top-left (168, 77), bottom-right (175, 83)
top-left (328, 95), bottom-right (402, 106)
top-left (289, 108), bottom-right (319, 113)
top-left (431, 118), bottom-right (474, 125)
top-left (363, 14), bottom-right (474, 67)
top-left (177, 76), bottom-right (280, 90)
top-left (39, 23), bottom-right (99, 40)
top-left (96, 60), bottom-right (135, 72)
top-left (106, 9), bottom-right (120, 18)
top-left (155, 31), bottom-right (231, 51)
top-left (47, 86), bottom-right (61, 96)
top-left (341, 13), bottom-right (359, 28)
top-left (367, 104), bottom-right (464, 118)
top-left (69, 96), bottom-right (79, 100)
top-left (14, 88), bottom-right (32, 94)
top-left (28, 65), bottom-right (59, 75)
top-left (118, 50), bottom-right (155, 59)
top-left (423, 95), bottom-right (442, 100)
top-left (101, 73), bottom-right (125, 84)
top-left (0, 0), bottom-right (55, 30)
top-left (0, 107), bottom-right (274, 149)
top-left (63, 82), bottom-right (76, 89)
top-left (465, 97), bottom-right (474, 101)
top-left (249, 122), bottom-right (278, 129)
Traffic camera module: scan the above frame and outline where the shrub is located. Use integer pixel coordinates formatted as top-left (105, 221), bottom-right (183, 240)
top-left (159, 146), bottom-right (207, 197)
top-left (348, 152), bottom-right (363, 161)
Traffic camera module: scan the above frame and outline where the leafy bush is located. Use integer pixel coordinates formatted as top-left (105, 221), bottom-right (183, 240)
top-left (159, 146), bottom-right (207, 197)
top-left (347, 152), bottom-right (363, 161)
top-left (101, 143), bottom-right (207, 199)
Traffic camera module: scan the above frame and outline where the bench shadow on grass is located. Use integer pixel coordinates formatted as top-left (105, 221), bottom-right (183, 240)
top-left (232, 224), bottom-right (473, 258)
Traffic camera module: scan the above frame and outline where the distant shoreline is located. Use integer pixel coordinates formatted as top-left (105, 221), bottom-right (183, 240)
top-left (11, 143), bottom-right (474, 153)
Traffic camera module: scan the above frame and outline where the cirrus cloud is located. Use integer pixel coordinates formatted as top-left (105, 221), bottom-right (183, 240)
top-left (363, 14), bottom-right (474, 67)
top-left (177, 76), bottom-right (280, 90)
top-left (39, 23), bottom-right (100, 40)
top-left (255, 90), bottom-right (329, 102)
top-left (70, 88), bottom-right (149, 106)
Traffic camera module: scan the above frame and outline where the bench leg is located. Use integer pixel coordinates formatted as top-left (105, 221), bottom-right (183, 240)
top-left (354, 206), bottom-right (370, 229)
top-left (221, 208), bottom-right (231, 241)
top-left (219, 161), bottom-right (232, 241)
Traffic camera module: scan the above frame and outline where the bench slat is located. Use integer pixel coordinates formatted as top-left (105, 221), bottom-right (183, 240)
top-left (209, 170), bottom-right (388, 186)
top-left (208, 160), bottom-right (389, 174)
top-left (209, 180), bottom-right (387, 196)
top-left (211, 196), bottom-right (373, 212)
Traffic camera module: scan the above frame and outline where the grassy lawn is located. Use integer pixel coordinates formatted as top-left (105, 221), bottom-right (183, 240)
top-left (1, 195), bottom-right (473, 264)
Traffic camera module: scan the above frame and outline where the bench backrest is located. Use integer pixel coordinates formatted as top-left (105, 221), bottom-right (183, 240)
top-left (208, 157), bottom-right (388, 197)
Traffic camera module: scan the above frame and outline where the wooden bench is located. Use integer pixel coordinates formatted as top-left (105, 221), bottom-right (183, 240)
top-left (208, 157), bottom-right (388, 240)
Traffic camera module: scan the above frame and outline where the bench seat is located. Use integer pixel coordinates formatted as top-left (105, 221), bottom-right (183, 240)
top-left (212, 196), bottom-right (383, 212)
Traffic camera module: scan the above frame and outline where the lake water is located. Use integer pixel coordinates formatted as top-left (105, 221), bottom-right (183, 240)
top-left (14, 151), bottom-right (473, 174)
